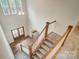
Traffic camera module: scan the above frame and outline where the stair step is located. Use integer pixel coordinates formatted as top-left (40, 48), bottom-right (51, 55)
top-left (33, 54), bottom-right (40, 59)
top-left (36, 51), bottom-right (43, 58)
top-left (43, 40), bottom-right (54, 47)
top-left (33, 32), bottom-right (61, 59)
top-left (48, 32), bottom-right (56, 38)
top-left (40, 46), bottom-right (47, 52)
top-left (48, 32), bottom-right (61, 42)
top-left (41, 44), bottom-right (49, 51)
top-left (46, 38), bottom-right (54, 45)
top-left (38, 48), bottom-right (47, 54)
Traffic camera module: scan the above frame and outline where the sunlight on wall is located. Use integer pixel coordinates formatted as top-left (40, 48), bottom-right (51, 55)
top-left (27, 0), bottom-right (79, 35)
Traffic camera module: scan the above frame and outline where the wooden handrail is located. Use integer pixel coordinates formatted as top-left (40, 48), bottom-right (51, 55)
top-left (45, 20), bottom-right (56, 37)
top-left (47, 20), bottom-right (56, 24)
top-left (33, 20), bottom-right (56, 48)
top-left (41, 25), bottom-right (73, 59)
top-left (52, 25), bottom-right (73, 59)
top-left (28, 24), bottom-right (47, 59)
top-left (30, 24), bottom-right (47, 47)
top-left (31, 20), bottom-right (56, 48)
top-left (29, 20), bottom-right (56, 59)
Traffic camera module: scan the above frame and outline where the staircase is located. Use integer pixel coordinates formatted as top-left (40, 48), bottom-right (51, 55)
top-left (13, 20), bottom-right (73, 59)
top-left (27, 20), bottom-right (73, 59)
top-left (15, 21), bottom-right (73, 59)
top-left (32, 32), bottom-right (61, 59)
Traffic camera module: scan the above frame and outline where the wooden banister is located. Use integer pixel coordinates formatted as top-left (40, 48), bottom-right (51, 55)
top-left (48, 20), bottom-right (56, 24)
top-left (29, 20), bottom-right (56, 59)
top-left (41, 25), bottom-right (73, 59)
top-left (51, 25), bottom-right (73, 59)
top-left (30, 24), bottom-right (47, 47)
top-left (45, 20), bottom-right (56, 37)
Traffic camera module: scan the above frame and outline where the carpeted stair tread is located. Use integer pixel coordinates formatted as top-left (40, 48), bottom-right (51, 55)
top-left (35, 51), bottom-right (43, 58)
top-left (47, 32), bottom-right (61, 42)
top-left (38, 48), bottom-right (47, 54)
top-left (45, 38), bottom-right (54, 45)
top-left (33, 32), bottom-right (61, 59)
top-left (41, 43), bottom-right (49, 51)
top-left (33, 54), bottom-right (40, 59)
top-left (43, 40), bottom-right (54, 48)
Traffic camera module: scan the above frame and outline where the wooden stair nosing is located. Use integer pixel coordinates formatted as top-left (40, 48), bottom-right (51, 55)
top-left (43, 40), bottom-right (54, 48)
top-left (41, 44), bottom-right (49, 51)
top-left (41, 37), bottom-right (60, 59)
top-left (46, 38), bottom-right (55, 45)
top-left (36, 51), bottom-right (43, 58)
top-left (33, 32), bottom-right (61, 59)
top-left (38, 48), bottom-right (46, 55)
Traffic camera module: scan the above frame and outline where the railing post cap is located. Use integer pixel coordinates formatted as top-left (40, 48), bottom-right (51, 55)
top-left (68, 25), bottom-right (73, 29)
top-left (46, 22), bottom-right (49, 24)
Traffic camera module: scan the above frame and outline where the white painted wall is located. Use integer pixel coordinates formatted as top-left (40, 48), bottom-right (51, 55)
top-left (0, 0), bottom-right (30, 43)
top-left (27, 0), bottom-right (79, 35)
top-left (0, 25), bottom-right (14, 59)
top-left (0, 0), bottom-right (79, 43)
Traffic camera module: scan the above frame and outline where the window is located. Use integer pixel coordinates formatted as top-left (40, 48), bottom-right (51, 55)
top-left (8, 0), bottom-right (17, 14)
top-left (0, 0), bottom-right (10, 15)
top-left (0, 0), bottom-right (24, 15)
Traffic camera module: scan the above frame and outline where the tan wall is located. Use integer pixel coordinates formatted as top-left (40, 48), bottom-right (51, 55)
top-left (0, 0), bottom-right (79, 43)
top-left (0, 0), bottom-right (30, 43)
top-left (27, 0), bottom-right (79, 35)
top-left (0, 25), bottom-right (14, 59)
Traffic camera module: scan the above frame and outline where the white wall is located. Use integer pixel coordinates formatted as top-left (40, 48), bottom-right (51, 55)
top-left (0, 0), bottom-right (79, 43)
top-left (0, 0), bottom-right (30, 43)
top-left (27, 0), bottom-right (79, 35)
top-left (0, 25), bottom-right (14, 59)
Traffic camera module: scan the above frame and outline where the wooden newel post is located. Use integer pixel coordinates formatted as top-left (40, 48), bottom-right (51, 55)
top-left (45, 22), bottom-right (49, 38)
top-left (29, 46), bottom-right (33, 59)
